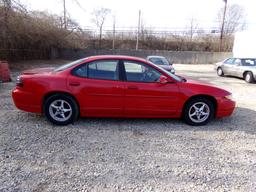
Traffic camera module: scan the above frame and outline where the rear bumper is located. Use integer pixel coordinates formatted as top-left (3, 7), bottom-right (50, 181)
top-left (12, 88), bottom-right (42, 113)
top-left (216, 97), bottom-right (236, 118)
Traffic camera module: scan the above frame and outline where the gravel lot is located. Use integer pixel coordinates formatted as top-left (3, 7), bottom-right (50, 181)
top-left (1, 61), bottom-right (256, 192)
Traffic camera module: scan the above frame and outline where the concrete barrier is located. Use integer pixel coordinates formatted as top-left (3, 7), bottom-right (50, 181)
top-left (51, 49), bottom-right (232, 64)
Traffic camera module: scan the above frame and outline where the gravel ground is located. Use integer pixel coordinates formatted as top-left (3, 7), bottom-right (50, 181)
top-left (1, 61), bottom-right (256, 192)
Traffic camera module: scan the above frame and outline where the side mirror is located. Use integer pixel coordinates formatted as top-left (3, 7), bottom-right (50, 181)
top-left (158, 75), bottom-right (169, 84)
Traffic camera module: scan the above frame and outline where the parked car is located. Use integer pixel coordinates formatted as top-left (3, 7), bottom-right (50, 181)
top-left (12, 55), bottom-right (235, 126)
top-left (215, 58), bottom-right (256, 83)
top-left (146, 56), bottom-right (175, 73)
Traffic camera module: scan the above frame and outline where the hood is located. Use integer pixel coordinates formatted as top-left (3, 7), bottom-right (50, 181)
top-left (179, 77), bottom-right (231, 96)
top-left (186, 78), bottom-right (215, 86)
top-left (22, 67), bottom-right (55, 75)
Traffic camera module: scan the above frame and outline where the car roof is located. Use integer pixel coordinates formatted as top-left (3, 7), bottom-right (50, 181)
top-left (227, 58), bottom-right (256, 59)
top-left (147, 55), bottom-right (166, 59)
top-left (83, 55), bottom-right (148, 63)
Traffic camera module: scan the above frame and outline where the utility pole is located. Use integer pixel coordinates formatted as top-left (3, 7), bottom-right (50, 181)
top-left (63, 0), bottom-right (67, 29)
top-left (112, 15), bottom-right (116, 50)
top-left (136, 10), bottom-right (141, 50)
top-left (219, 0), bottom-right (227, 52)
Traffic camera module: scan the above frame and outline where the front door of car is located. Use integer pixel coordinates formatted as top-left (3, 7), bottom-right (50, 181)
top-left (231, 58), bottom-right (242, 76)
top-left (67, 59), bottom-right (125, 117)
top-left (222, 58), bottom-right (235, 75)
top-left (122, 60), bottom-right (180, 117)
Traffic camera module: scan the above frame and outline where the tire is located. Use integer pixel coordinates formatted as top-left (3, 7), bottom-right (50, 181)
top-left (244, 72), bottom-right (255, 83)
top-left (183, 97), bottom-right (215, 126)
top-left (44, 94), bottom-right (79, 125)
top-left (217, 67), bottom-right (224, 76)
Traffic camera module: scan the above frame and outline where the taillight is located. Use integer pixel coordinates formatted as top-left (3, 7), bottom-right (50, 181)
top-left (16, 76), bottom-right (23, 87)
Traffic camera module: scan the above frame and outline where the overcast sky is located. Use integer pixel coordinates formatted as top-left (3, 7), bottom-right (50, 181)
top-left (19, 0), bottom-right (256, 31)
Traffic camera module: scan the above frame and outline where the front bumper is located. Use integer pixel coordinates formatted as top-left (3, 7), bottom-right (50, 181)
top-left (216, 97), bottom-right (236, 118)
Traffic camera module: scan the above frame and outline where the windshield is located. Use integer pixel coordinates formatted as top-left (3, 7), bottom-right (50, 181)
top-left (54, 58), bottom-right (87, 72)
top-left (149, 57), bottom-right (170, 66)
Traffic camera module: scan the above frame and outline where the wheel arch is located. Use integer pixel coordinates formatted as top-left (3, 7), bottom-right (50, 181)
top-left (182, 94), bottom-right (218, 117)
top-left (217, 66), bottom-right (222, 70)
top-left (42, 91), bottom-right (80, 114)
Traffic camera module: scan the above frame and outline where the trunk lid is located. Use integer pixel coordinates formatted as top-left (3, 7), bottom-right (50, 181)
top-left (22, 67), bottom-right (55, 75)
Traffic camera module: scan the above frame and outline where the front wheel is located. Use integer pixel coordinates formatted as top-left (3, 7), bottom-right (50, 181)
top-left (183, 98), bottom-right (214, 126)
top-left (217, 67), bottom-right (224, 76)
top-left (44, 94), bottom-right (79, 125)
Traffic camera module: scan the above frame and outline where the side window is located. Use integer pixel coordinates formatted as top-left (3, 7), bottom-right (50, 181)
top-left (72, 60), bottom-right (119, 80)
top-left (73, 65), bottom-right (88, 77)
top-left (242, 59), bottom-right (256, 66)
top-left (224, 58), bottom-right (235, 65)
top-left (234, 59), bottom-right (241, 65)
top-left (124, 61), bottom-right (161, 83)
top-left (88, 60), bottom-right (119, 80)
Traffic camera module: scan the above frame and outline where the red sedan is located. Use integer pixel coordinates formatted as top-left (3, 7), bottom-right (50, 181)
top-left (12, 55), bottom-right (235, 126)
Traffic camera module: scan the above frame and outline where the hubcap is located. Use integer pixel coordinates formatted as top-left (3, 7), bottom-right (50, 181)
top-left (189, 102), bottom-right (210, 123)
top-left (49, 99), bottom-right (72, 122)
top-left (218, 68), bottom-right (222, 75)
top-left (246, 74), bottom-right (251, 82)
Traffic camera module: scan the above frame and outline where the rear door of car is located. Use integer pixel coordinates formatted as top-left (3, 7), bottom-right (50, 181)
top-left (236, 59), bottom-right (256, 78)
top-left (121, 59), bottom-right (180, 117)
top-left (67, 59), bottom-right (125, 117)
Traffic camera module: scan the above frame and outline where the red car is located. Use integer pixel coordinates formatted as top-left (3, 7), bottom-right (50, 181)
top-left (12, 55), bottom-right (235, 126)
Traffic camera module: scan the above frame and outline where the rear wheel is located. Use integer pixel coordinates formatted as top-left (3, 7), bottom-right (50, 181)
top-left (244, 72), bottom-right (255, 83)
top-left (183, 98), bottom-right (214, 126)
top-left (44, 94), bottom-right (79, 125)
top-left (217, 67), bottom-right (224, 76)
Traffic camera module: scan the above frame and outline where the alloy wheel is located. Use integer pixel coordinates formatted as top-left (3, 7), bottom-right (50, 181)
top-left (49, 99), bottom-right (72, 122)
top-left (188, 102), bottom-right (210, 123)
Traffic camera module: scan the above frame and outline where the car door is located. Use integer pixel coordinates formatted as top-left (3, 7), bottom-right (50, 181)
top-left (67, 59), bottom-right (125, 117)
top-left (236, 59), bottom-right (255, 78)
top-left (222, 58), bottom-right (235, 75)
top-left (230, 58), bottom-right (242, 76)
top-left (122, 60), bottom-right (180, 117)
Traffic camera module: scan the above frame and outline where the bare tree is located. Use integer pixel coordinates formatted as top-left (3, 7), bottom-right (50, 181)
top-left (91, 7), bottom-right (111, 49)
top-left (0, 0), bottom-right (28, 49)
top-left (186, 16), bottom-right (199, 41)
top-left (218, 4), bottom-right (246, 36)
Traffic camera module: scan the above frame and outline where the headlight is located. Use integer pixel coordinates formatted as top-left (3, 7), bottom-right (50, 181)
top-left (224, 94), bottom-right (234, 100)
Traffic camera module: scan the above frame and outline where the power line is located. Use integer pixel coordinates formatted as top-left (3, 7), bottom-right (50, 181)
top-left (72, 0), bottom-right (86, 13)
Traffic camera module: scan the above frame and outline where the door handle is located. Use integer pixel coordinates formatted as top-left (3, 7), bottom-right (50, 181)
top-left (128, 86), bottom-right (138, 90)
top-left (69, 82), bottom-right (80, 86)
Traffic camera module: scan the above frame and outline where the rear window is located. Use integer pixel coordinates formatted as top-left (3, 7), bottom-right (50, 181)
top-left (54, 58), bottom-right (87, 72)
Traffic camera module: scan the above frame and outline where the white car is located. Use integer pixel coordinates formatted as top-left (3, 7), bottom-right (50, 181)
top-left (215, 58), bottom-right (256, 83)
